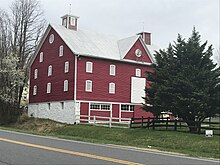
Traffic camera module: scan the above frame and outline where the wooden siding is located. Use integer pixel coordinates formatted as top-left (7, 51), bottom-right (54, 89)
top-left (124, 39), bottom-right (152, 63)
top-left (76, 56), bottom-right (152, 103)
top-left (29, 28), bottom-right (75, 103)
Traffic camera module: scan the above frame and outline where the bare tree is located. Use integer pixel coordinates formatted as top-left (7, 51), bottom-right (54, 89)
top-left (0, 0), bottom-right (46, 123)
top-left (10, 0), bottom-right (46, 106)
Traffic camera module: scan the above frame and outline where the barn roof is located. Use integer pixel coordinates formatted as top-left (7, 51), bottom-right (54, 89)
top-left (33, 24), bottom-right (159, 65)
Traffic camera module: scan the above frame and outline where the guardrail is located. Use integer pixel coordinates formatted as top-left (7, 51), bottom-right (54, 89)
top-left (76, 115), bottom-right (131, 128)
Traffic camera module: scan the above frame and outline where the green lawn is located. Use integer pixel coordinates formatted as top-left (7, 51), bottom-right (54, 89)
top-left (0, 117), bottom-right (219, 159)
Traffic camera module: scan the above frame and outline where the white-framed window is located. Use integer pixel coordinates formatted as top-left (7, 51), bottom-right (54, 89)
top-left (121, 104), bottom-right (134, 112)
top-left (90, 103), bottom-right (111, 111)
top-left (33, 85), bottom-right (37, 95)
top-left (136, 68), bottom-right (141, 77)
top-left (34, 69), bottom-right (38, 79)
top-left (47, 82), bottom-right (51, 93)
top-left (64, 80), bottom-right (68, 92)
top-left (110, 64), bottom-right (116, 76)
top-left (70, 17), bottom-right (76, 26)
top-left (109, 82), bottom-right (115, 94)
top-left (48, 65), bottom-right (52, 76)
top-left (49, 34), bottom-right (54, 44)
top-left (64, 61), bottom-right (69, 73)
top-left (85, 80), bottom-right (92, 92)
top-left (39, 52), bottom-right (43, 62)
top-left (59, 45), bottom-right (63, 57)
top-left (86, 61), bottom-right (93, 73)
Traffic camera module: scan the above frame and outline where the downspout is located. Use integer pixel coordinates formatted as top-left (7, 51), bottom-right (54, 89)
top-left (74, 55), bottom-right (78, 101)
top-left (74, 54), bottom-right (78, 123)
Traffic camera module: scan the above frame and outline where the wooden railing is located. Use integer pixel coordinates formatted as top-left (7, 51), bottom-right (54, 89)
top-left (130, 117), bottom-right (220, 135)
top-left (77, 115), bottom-right (131, 128)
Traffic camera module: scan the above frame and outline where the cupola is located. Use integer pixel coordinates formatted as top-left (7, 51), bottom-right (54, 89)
top-left (137, 32), bottom-right (151, 45)
top-left (61, 14), bottom-right (79, 31)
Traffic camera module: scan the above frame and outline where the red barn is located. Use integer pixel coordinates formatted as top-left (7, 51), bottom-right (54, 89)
top-left (28, 14), bottom-right (159, 124)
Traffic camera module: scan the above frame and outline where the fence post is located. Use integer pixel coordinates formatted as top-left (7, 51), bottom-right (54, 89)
top-left (197, 121), bottom-right (201, 134)
top-left (147, 117), bottom-right (150, 129)
top-left (93, 116), bottom-right (96, 126)
top-left (152, 118), bottom-right (155, 130)
top-left (141, 116), bottom-right (144, 128)
top-left (166, 117), bottom-right (169, 130)
top-left (130, 118), bottom-right (133, 128)
top-left (109, 116), bottom-right (112, 128)
top-left (174, 119), bottom-right (177, 131)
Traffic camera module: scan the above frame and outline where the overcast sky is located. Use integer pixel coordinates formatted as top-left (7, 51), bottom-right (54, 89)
top-left (1, 0), bottom-right (220, 59)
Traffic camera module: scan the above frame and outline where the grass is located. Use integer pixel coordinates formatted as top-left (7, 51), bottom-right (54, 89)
top-left (0, 116), bottom-right (220, 159)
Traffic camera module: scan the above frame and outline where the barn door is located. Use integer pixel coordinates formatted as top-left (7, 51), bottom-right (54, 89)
top-left (131, 77), bottom-right (146, 103)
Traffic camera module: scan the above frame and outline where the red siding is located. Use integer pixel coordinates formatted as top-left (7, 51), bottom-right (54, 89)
top-left (29, 28), bottom-right (75, 103)
top-left (124, 39), bottom-right (152, 63)
top-left (133, 105), bottom-right (154, 118)
top-left (76, 56), bottom-right (152, 103)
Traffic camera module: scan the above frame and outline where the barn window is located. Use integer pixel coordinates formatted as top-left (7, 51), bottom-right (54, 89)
top-left (109, 82), bottom-right (115, 94)
top-left (85, 80), bottom-right (92, 92)
top-left (136, 68), bottom-right (141, 77)
top-left (90, 103), bottom-right (111, 110)
top-left (64, 61), bottom-right (69, 73)
top-left (48, 65), bottom-right (52, 76)
top-left (34, 69), bottom-right (38, 79)
top-left (64, 80), bottom-right (68, 92)
top-left (61, 102), bottom-right (64, 109)
top-left (48, 103), bottom-right (51, 110)
top-left (47, 82), bottom-right (51, 93)
top-left (59, 45), bottom-right (63, 57)
top-left (33, 85), bottom-right (37, 95)
top-left (109, 64), bottom-right (116, 76)
top-left (121, 104), bottom-right (134, 112)
top-left (39, 52), bottom-right (43, 62)
top-left (49, 34), bottom-right (54, 44)
top-left (86, 61), bottom-right (93, 73)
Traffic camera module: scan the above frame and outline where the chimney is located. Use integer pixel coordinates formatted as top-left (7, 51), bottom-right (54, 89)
top-left (61, 14), bottom-right (79, 31)
top-left (137, 32), bottom-right (151, 45)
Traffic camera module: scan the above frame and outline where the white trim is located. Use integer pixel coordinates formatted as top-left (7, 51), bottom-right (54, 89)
top-left (86, 61), bottom-right (93, 73)
top-left (64, 61), bottom-right (69, 73)
top-left (34, 69), bottom-right (38, 79)
top-left (109, 82), bottom-right (115, 94)
top-left (33, 85), bottom-right (37, 95)
top-left (59, 45), bottom-right (64, 57)
top-left (85, 80), bottom-right (92, 92)
top-left (78, 100), bottom-right (142, 105)
top-left (74, 55), bottom-right (77, 101)
top-left (49, 34), bottom-right (54, 44)
top-left (63, 80), bottom-right (68, 92)
top-left (139, 37), bottom-right (155, 64)
top-left (39, 52), bottom-right (43, 62)
top-left (119, 104), bottom-right (122, 122)
top-left (47, 82), bottom-right (51, 94)
top-left (109, 64), bottom-right (116, 76)
top-left (48, 65), bottom-right (52, 76)
top-left (135, 68), bottom-right (141, 77)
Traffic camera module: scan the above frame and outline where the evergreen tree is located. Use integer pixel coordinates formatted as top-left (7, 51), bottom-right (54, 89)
top-left (143, 28), bottom-right (220, 132)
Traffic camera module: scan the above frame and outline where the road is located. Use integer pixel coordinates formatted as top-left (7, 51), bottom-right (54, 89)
top-left (0, 129), bottom-right (219, 165)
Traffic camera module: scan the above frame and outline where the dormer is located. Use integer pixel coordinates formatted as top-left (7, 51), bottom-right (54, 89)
top-left (61, 14), bottom-right (79, 31)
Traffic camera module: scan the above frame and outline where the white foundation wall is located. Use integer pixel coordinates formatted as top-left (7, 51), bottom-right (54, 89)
top-left (28, 101), bottom-right (76, 124)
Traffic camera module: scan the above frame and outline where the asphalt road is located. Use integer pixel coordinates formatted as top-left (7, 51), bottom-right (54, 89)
top-left (0, 129), bottom-right (219, 165)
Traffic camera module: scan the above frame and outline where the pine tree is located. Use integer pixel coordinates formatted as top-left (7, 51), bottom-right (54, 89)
top-left (143, 28), bottom-right (220, 132)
